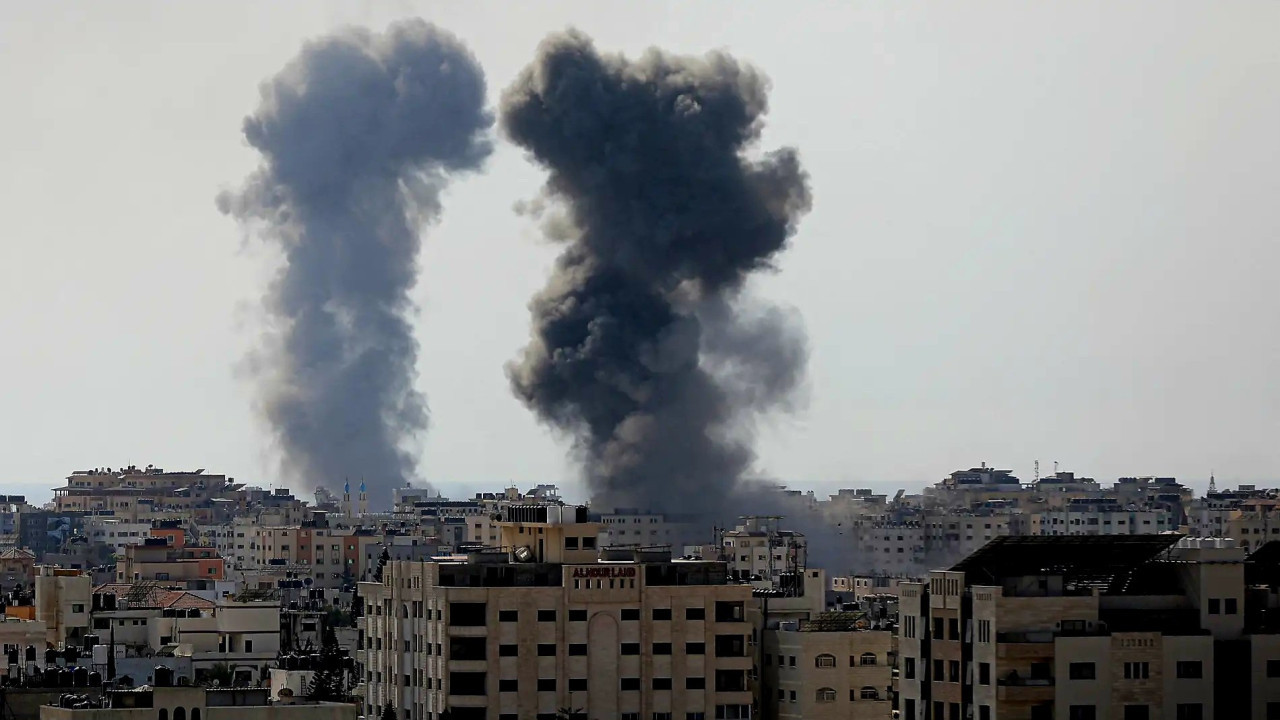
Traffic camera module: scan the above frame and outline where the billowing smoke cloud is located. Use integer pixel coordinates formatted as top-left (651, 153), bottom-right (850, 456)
top-left (502, 31), bottom-right (811, 518)
top-left (219, 20), bottom-right (492, 509)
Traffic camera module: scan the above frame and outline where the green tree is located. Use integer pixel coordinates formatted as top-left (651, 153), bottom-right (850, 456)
top-left (305, 623), bottom-right (348, 701)
top-left (380, 703), bottom-right (396, 720)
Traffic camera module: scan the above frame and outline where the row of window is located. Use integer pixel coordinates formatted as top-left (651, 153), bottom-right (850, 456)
top-left (441, 670), bottom-right (746, 695)
top-left (493, 677), bottom-right (707, 691)
top-left (490, 640), bottom-right (729, 657)
top-left (778, 687), bottom-right (881, 702)
top-left (765, 652), bottom-right (878, 668)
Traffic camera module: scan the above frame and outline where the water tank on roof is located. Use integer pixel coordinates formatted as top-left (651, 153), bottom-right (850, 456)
top-left (88, 671), bottom-right (102, 686)
top-left (58, 668), bottom-right (73, 686)
top-left (63, 647), bottom-right (79, 664)
top-left (45, 649), bottom-right (59, 665)
top-left (83, 635), bottom-right (100, 651)
top-left (72, 667), bottom-right (88, 686)
top-left (153, 665), bottom-right (174, 687)
top-left (25, 645), bottom-right (36, 662)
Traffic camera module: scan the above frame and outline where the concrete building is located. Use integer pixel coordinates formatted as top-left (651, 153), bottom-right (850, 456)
top-left (897, 535), bottom-right (1280, 720)
top-left (763, 611), bottom-right (893, 720)
top-left (35, 566), bottom-right (91, 647)
top-left (359, 505), bottom-right (756, 720)
top-left (115, 540), bottom-right (224, 587)
top-left (1, 547), bottom-right (36, 591)
top-left (38, 686), bottom-right (355, 720)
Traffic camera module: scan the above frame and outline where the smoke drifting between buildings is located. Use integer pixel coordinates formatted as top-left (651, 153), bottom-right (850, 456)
top-left (502, 31), bottom-right (812, 519)
top-left (219, 20), bottom-right (492, 509)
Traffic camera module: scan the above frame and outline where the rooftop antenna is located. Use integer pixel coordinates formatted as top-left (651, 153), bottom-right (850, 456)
top-left (1053, 460), bottom-right (1059, 475)
top-left (1034, 460), bottom-right (1040, 482)
top-left (1208, 471), bottom-right (1217, 494)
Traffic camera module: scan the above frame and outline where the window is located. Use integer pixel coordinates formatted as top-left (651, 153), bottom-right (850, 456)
top-left (816, 688), bottom-right (836, 703)
top-left (244, 640), bottom-right (253, 652)
top-left (160, 710), bottom-right (168, 720)
top-left (1068, 707), bottom-right (1097, 720)
top-left (71, 604), bottom-right (84, 613)
top-left (498, 609), bottom-right (518, 622)
top-left (621, 643), bottom-right (640, 655)
top-left (713, 706), bottom-right (750, 720)
top-left (1123, 706), bottom-right (1150, 720)
top-left (173, 710), bottom-right (185, 720)
top-left (620, 677), bottom-right (641, 691)
top-left (537, 609), bottom-right (556, 622)
top-left (1268, 703), bottom-right (1280, 720)
top-left (653, 608), bottom-right (672, 620)
top-left (569, 678), bottom-right (587, 692)
top-left (621, 608), bottom-right (640, 621)
top-left (1176, 661), bottom-right (1202, 679)
top-left (860, 652), bottom-right (877, 666)
top-left (1225, 598), bottom-right (1238, 615)
top-left (1176, 704), bottom-right (1203, 720)
top-left (903, 657), bottom-right (916, 680)
top-left (948, 660), bottom-right (960, 682)
top-left (1123, 662), bottom-right (1149, 680)
top-left (933, 659), bottom-right (944, 679)
top-left (451, 603), bottom-right (487, 626)
top-left (537, 678), bottom-right (555, 692)
top-left (686, 677), bottom-right (705, 690)
top-left (564, 536), bottom-right (578, 549)
top-left (537, 643), bottom-right (556, 656)
top-left (686, 642), bottom-right (705, 655)
top-left (1268, 659), bottom-right (1280, 678)
top-left (948, 618), bottom-right (960, 640)
top-left (976, 619), bottom-right (991, 643)
top-left (1208, 598), bottom-right (1220, 615)
top-left (978, 662), bottom-right (990, 685)
top-left (653, 677), bottom-right (672, 690)
top-left (687, 715), bottom-right (705, 720)
top-left (653, 642), bottom-right (672, 655)
top-left (499, 679), bottom-right (518, 692)
top-left (686, 607), bottom-right (705, 621)
top-left (859, 686), bottom-right (879, 699)
top-left (568, 643), bottom-right (587, 656)
top-left (569, 609), bottom-right (587, 622)
top-left (979, 707), bottom-right (990, 720)
top-left (933, 618), bottom-right (944, 639)
top-left (815, 654), bottom-right (836, 668)
top-left (1069, 662), bottom-right (1096, 680)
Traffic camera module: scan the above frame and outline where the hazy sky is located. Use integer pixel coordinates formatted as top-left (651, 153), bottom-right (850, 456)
top-left (3, 1), bottom-right (1278, 504)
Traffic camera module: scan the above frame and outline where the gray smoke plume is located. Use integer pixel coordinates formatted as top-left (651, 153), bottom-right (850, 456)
top-left (501, 31), bottom-right (812, 519)
top-left (218, 20), bottom-right (492, 509)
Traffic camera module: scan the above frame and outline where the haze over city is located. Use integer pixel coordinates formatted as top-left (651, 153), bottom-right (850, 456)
top-left (3, 1), bottom-right (1278, 506)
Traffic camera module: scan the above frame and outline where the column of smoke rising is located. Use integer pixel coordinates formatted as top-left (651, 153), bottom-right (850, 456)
top-left (218, 21), bottom-right (492, 510)
top-left (502, 31), bottom-right (812, 519)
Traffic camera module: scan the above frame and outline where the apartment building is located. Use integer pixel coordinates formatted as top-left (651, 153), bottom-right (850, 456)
top-left (762, 611), bottom-right (892, 720)
top-left (897, 534), bottom-right (1280, 720)
top-left (359, 505), bottom-right (757, 720)
top-left (115, 539), bottom-right (224, 586)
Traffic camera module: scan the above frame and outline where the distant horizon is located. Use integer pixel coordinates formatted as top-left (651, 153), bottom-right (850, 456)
top-left (4, 465), bottom-right (1260, 509)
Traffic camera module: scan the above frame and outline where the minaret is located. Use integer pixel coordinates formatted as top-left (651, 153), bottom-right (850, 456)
top-left (342, 479), bottom-right (352, 517)
top-left (358, 479), bottom-right (368, 517)
top-left (1208, 471), bottom-right (1217, 495)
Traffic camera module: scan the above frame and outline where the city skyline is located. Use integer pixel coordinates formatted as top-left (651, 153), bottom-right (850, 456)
top-left (3, 1), bottom-right (1278, 505)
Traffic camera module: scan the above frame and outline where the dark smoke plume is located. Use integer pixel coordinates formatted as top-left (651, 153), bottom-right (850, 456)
top-left (219, 20), bottom-right (492, 509)
top-left (501, 31), bottom-right (811, 518)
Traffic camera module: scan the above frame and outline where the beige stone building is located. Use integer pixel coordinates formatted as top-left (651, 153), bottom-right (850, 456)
top-left (35, 565), bottom-right (91, 646)
top-left (359, 505), bottom-right (757, 720)
top-left (897, 535), bottom-right (1280, 720)
top-left (763, 612), bottom-right (893, 720)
